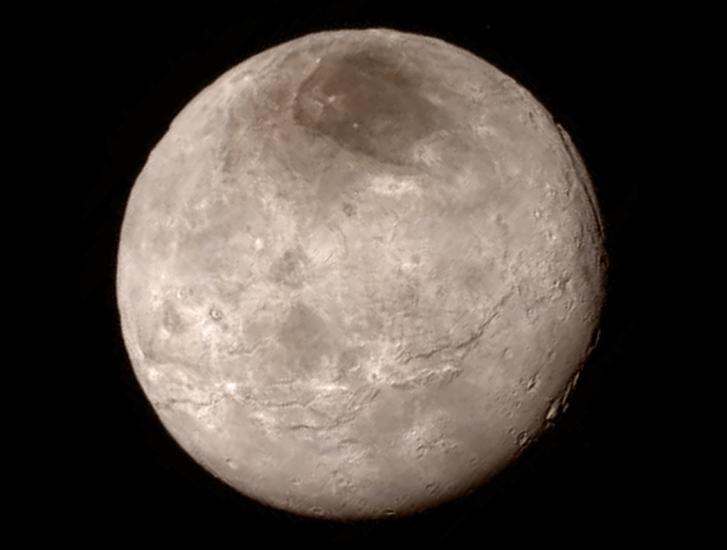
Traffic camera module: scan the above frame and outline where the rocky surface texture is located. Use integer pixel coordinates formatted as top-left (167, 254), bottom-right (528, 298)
top-left (116, 29), bottom-right (606, 519)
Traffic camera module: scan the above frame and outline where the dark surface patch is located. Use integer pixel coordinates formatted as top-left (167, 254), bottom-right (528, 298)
top-left (162, 301), bottom-right (185, 333)
top-left (293, 48), bottom-right (450, 165)
top-left (278, 302), bottom-right (332, 375)
top-left (269, 246), bottom-right (309, 288)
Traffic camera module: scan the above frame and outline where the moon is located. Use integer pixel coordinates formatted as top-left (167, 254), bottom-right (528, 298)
top-left (116, 28), bottom-right (606, 520)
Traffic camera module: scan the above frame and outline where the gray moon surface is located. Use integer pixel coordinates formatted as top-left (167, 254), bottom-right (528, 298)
top-left (116, 28), bottom-right (607, 520)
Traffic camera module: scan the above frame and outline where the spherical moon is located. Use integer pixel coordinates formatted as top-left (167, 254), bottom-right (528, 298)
top-left (116, 29), bottom-right (606, 520)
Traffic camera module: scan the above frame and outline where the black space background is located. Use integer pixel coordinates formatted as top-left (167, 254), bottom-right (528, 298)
top-left (79, 4), bottom-right (656, 545)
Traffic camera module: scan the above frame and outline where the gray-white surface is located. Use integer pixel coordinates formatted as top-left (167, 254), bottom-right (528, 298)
top-left (116, 28), bottom-right (606, 519)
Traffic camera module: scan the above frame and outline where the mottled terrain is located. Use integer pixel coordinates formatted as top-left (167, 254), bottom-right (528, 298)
top-left (117, 29), bottom-right (606, 519)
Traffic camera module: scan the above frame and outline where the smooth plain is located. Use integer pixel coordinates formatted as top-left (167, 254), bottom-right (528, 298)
top-left (116, 29), bottom-right (606, 519)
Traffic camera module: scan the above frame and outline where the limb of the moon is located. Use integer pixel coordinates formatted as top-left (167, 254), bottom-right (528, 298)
top-left (118, 29), bottom-right (606, 519)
